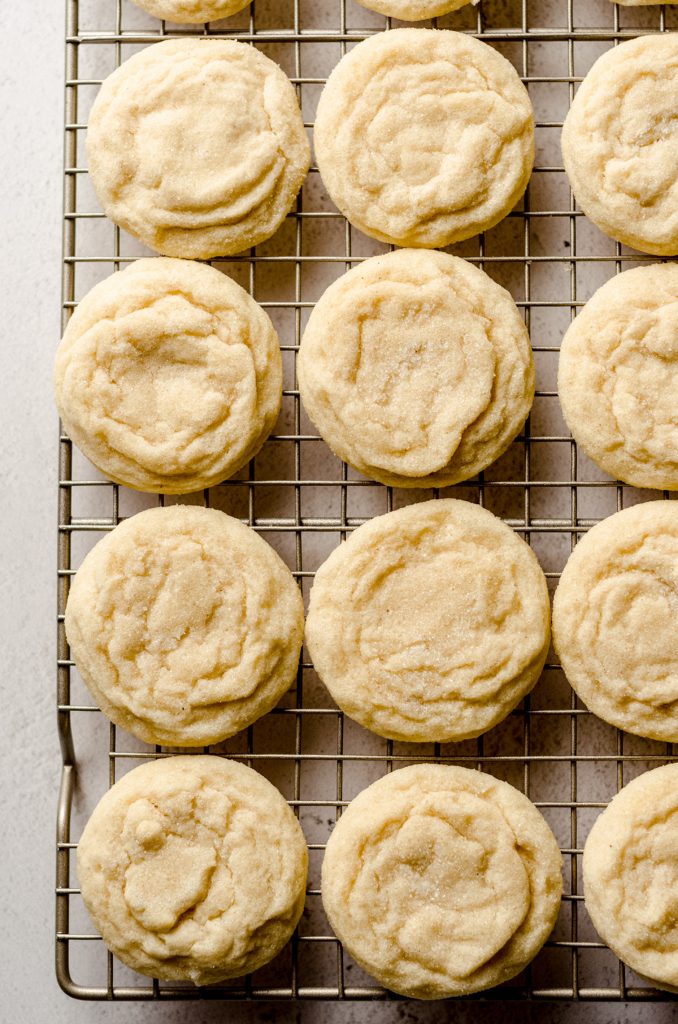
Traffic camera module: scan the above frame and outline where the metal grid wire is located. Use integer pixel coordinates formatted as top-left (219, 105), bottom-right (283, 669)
top-left (57, 0), bottom-right (678, 1003)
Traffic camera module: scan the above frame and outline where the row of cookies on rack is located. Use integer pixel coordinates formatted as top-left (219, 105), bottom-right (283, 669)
top-left (87, 28), bottom-right (678, 258)
top-left (57, 248), bottom-right (678, 496)
top-left (128, 0), bottom-right (678, 24)
top-left (77, 750), bottom-right (678, 996)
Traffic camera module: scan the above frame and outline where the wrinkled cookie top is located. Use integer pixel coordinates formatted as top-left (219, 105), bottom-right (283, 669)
top-left (584, 762), bottom-right (678, 991)
top-left (55, 258), bottom-right (282, 493)
top-left (77, 755), bottom-right (308, 985)
top-left (87, 39), bottom-right (310, 257)
top-left (130, 0), bottom-right (251, 22)
top-left (314, 29), bottom-right (534, 247)
top-left (306, 499), bottom-right (550, 742)
top-left (322, 763), bottom-right (562, 998)
top-left (562, 34), bottom-right (678, 255)
top-left (553, 500), bottom-right (678, 742)
top-left (66, 506), bottom-right (304, 746)
top-left (559, 264), bottom-right (678, 491)
top-left (355, 0), bottom-right (476, 19)
top-left (298, 249), bottom-right (534, 488)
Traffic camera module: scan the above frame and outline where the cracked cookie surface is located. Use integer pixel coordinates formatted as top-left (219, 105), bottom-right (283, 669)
top-left (55, 258), bottom-right (282, 494)
top-left (355, 0), bottom-right (476, 18)
top-left (313, 29), bottom-right (534, 248)
top-left (130, 0), bottom-right (251, 21)
top-left (553, 501), bottom-right (678, 742)
top-left (322, 764), bottom-right (562, 998)
top-left (298, 249), bottom-right (534, 488)
top-left (86, 39), bottom-right (310, 258)
top-left (66, 506), bottom-right (304, 746)
top-left (562, 35), bottom-right (678, 255)
top-left (77, 755), bottom-right (308, 984)
top-left (584, 763), bottom-right (678, 992)
top-left (558, 265), bottom-right (678, 491)
top-left (305, 499), bottom-right (550, 743)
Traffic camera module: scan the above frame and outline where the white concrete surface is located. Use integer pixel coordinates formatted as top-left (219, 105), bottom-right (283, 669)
top-left (0, 1), bottom-right (675, 1021)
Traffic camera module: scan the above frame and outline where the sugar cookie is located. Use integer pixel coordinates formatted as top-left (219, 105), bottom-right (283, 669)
top-left (55, 258), bottom-right (282, 494)
top-left (562, 35), bottom-right (678, 255)
top-left (355, 0), bottom-right (476, 19)
top-left (66, 506), bottom-right (304, 747)
top-left (87, 40), bottom-right (310, 257)
top-left (584, 763), bottom-right (678, 992)
top-left (298, 249), bottom-right (534, 487)
top-left (78, 755), bottom-right (307, 984)
top-left (558, 265), bottom-right (678, 491)
top-left (130, 0), bottom-right (251, 21)
top-left (314, 29), bottom-right (534, 247)
top-left (553, 501), bottom-right (678, 742)
top-left (322, 764), bottom-right (562, 998)
top-left (306, 499), bottom-right (550, 742)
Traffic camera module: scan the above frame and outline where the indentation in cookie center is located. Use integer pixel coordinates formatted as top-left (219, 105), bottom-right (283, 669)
top-left (123, 806), bottom-right (218, 932)
top-left (367, 798), bottom-right (530, 977)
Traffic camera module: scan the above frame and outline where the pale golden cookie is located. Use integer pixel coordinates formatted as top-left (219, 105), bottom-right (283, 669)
top-left (562, 35), bottom-right (678, 255)
top-left (314, 29), bottom-right (534, 248)
top-left (306, 499), bottom-right (550, 742)
top-left (78, 756), bottom-right (307, 985)
top-left (558, 265), bottom-right (678, 491)
top-left (130, 0), bottom-right (251, 22)
top-left (584, 763), bottom-right (678, 992)
top-left (553, 501), bottom-right (678, 742)
top-left (322, 764), bottom-right (562, 998)
top-left (66, 506), bottom-right (304, 747)
top-left (298, 249), bottom-right (534, 488)
top-left (87, 40), bottom-right (310, 258)
top-left (55, 258), bottom-right (282, 494)
top-left (355, 0), bottom-right (476, 19)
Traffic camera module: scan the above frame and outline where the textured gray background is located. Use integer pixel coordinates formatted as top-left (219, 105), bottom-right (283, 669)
top-left (1, 0), bottom-right (676, 1021)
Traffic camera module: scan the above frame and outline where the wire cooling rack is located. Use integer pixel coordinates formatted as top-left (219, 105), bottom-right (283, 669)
top-left (56, 0), bottom-right (678, 1003)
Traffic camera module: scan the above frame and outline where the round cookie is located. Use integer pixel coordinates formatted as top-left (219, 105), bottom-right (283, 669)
top-left (558, 265), bottom-right (678, 491)
top-left (354, 0), bottom-right (476, 19)
top-left (306, 499), bottom-right (550, 742)
top-left (583, 763), bottom-right (678, 992)
top-left (86, 40), bottom-right (310, 258)
top-left (322, 764), bottom-right (563, 999)
top-left (562, 35), bottom-right (678, 256)
top-left (553, 501), bottom-right (678, 742)
top-left (65, 506), bottom-right (304, 747)
top-left (55, 258), bottom-right (282, 494)
top-left (129, 0), bottom-right (251, 21)
top-left (313, 29), bottom-right (534, 248)
top-left (298, 249), bottom-right (534, 488)
top-left (78, 755), bottom-right (308, 984)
